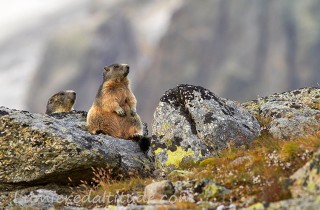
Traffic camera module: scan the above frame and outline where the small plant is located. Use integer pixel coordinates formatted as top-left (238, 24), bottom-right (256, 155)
top-left (280, 141), bottom-right (299, 161)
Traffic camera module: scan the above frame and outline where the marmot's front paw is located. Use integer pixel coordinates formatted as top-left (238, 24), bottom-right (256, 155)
top-left (115, 108), bottom-right (126, 117)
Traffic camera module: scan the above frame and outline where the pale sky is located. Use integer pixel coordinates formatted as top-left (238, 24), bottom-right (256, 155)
top-left (0, 0), bottom-right (88, 41)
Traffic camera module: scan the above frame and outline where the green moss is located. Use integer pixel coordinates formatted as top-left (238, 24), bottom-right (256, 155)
top-left (305, 167), bottom-right (319, 193)
top-left (107, 205), bottom-right (117, 210)
top-left (199, 157), bottom-right (216, 167)
top-left (202, 183), bottom-right (218, 200)
top-left (166, 139), bottom-right (172, 147)
top-left (307, 180), bottom-right (317, 192)
top-left (309, 101), bottom-right (320, 110)
top-left (246, 203), bottom-right (265, 210)
top-left (168, 170), bottom-right (192, 179)
top-left (248, 102), bottom-right (260, 111)
top-left (166, 147), bottom-right (195, 167)
top-left (201, 182), bottom-right (230, 200)
top-left (157, 123), bottom-right (172, 135)
top-left (310, 89), bottom-right (320, 95)
top-left (316, 195), bottom-right (320, 202)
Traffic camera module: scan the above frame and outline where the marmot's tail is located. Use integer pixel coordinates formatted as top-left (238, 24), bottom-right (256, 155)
top-left (132, 136), bottom-right (151, 152)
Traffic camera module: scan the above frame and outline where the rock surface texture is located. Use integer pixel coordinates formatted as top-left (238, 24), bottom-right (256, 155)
top-left (152, 84), bottom-right (260, 171)
top-left (242, 87), bottom-right (320, 139)
top-left (290, 147), bottom-right (320, 198)
top-left (0, 107), bottom-right (153, 206)
top-left (246, 196), bottom-right (320, 210)
top-left (143, 180), bottom-right (175, 201)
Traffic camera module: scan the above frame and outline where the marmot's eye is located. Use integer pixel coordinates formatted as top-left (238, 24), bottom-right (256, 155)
top-left (113, 65), bottom-right (119, 69)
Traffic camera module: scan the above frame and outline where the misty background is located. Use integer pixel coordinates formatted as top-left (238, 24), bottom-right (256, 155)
top-left (0, 0), bottom-right (320, 125)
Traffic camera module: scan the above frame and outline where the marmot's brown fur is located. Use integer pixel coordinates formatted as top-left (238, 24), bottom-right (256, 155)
top-left (46, 90), bottom-right (76, 114)
top-left (87, 64), bottom-right (143, 139)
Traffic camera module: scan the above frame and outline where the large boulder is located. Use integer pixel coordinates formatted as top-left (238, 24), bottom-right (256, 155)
top-left (0, 106), bottom-right (153, 204)
top-left (242, 87), bottom-right (320, 139)
top-left (152, 85), bottom-right (260, 171)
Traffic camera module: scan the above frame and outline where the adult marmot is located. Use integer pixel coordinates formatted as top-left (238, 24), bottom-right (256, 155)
top-left (46, 90), bottom-right (76, 114)
top-left (87, 64), bottom-right (150, 151)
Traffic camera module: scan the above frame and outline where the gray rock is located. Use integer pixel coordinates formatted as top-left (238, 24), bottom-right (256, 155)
top-left (0, 107), bottom-right (153, 202)
top-left (246, 196), bottom-right (320, 210)
top-left (216, 205), bottom-right (226, 210)
top-left (290, 148), bottom-right (320, 198)
top-left (173, 180), bottom-right (195, 202)
top-left (152, 85), bottom-right (260, 171)
top-left (242, 87), bottom-right (320, 139)
top-left (194, 178), bottom-right (231, 201)
top-left (13, 189), bottom-right (60, 208)
top-left (143, 180), bottom-right (175, 201)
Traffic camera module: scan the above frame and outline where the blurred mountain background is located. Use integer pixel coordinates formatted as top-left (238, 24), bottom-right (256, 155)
top-left (0, 0), bottom-right (320, 126)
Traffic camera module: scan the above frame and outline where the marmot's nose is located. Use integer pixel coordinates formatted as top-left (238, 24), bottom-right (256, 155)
top-left (66, 90), bottom-right (76, 96)
top-left (124, 64), bottom-right (129, 71)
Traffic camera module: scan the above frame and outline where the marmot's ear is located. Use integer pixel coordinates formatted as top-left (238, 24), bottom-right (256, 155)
top-left (48, 98), bottom-right (54, 104)
top-left (104, 66), bottom-right (110, 72)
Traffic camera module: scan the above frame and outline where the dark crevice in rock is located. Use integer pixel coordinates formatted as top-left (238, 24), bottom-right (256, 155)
top-left (0, 131), bottom-right (5, 137)
top-left (293, 90), bottom-right (301, 95)
top-left (161, 84), bottom-right (238, 135)
top-left (168, 145), bottom-right (177, 152)
top-left (0, 110), bottom-right (9, 116)
top-left (0, 166), bottom-right (116, 192)
top-left (48, 111), bottom-right (87, 119)
top-left (166, 136), bottom-right (184, 152)
top-left (242, 124), bottom-right (251, 131)
top-left (290, 103), bottom-right (302, 109)
top-left (160, 85), bottom-right (200, 136)
top-left (173, 136), bottom-right (183, 145)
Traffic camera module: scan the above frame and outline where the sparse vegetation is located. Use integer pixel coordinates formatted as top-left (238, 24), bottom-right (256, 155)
top-left (74, 132), bottom-right (320, 208)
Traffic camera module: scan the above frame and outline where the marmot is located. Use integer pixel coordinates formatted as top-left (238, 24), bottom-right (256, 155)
top-left (46, 90), bottom-right (76, 114)
top-left (87, 64), bottom-right (150, 151)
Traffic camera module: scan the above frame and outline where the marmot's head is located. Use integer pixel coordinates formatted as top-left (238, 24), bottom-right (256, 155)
top-left (103, 64), bottom-right (130, 81)
top-left (46, 90), bottom-right (76, 114)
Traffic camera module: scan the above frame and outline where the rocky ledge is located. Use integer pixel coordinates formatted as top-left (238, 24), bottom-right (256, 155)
top-left (242, 87), bottom-right (320, 139)
top-left (0, 107), bottom-right (153, 206)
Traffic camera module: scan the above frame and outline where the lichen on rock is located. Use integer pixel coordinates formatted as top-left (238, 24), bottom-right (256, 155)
top-left (242, 87), bottom-right (320, 139)
top-left (290, 147), bottom-right (320, 198)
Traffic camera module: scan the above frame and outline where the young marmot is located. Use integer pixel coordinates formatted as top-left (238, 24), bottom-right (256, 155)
top-left (46, 90), bottom-right (76, 114)
top-left (87, 64), bottom-right (150, 151)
